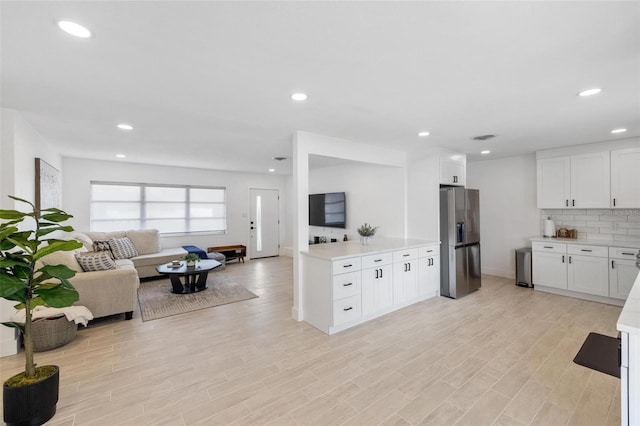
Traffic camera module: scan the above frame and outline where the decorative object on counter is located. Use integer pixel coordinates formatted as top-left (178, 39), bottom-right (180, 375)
top-left (343, 234), bottom-right (348, 241)
top-left (557, 227), bottom-right (569, 238)
top-left (357, 223), bottom-right (379, 245)
top-left (181, 252), bottom-right (200, 267)
top-left (319, 236), bottom-right (327, 243)
top-left (313, 236), bottom-right (320, 244)
top-left (543, 217), bottom-right (555, 237)
top-left (569, 229), bottom-right (577, 239)
top-left (331, 238), bottom-right (337, 243)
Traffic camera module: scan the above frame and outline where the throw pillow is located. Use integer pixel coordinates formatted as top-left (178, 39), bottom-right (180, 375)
top-left (108, 237), bottom-right (139, 259)
top-left (40, 250), bottom-right (83, 272)
top-left (75, 252), bottom-right (117, 272)
top-left (93, 240), bottom-right (114, 258)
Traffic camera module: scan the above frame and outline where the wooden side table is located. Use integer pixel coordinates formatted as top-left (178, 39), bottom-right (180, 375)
top-left (207, 245), bottom-right (246, 263)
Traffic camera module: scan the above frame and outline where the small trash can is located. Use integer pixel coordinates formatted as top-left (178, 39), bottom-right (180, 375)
top-left (515, 247), bottom-right (533, 288)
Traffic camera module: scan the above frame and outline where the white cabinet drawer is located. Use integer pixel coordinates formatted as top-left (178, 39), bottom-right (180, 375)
top-left (333, 271), bottom-right (361, 300)
top-left (333, 295), bottom-right (361, 326)
top-left (568, 244), bottom-right (608, 257)
top-left (610, 246), bottom-right (640, 260)
top-left (393, 248), bottom-right (419, 263)
top-left (362, 252), bottom-right (393, 269)
top-left (419, 245), bottom-right (439, 258)
top-left (532, 241), bottom-right (567, 254)
top-left (332, 257), bottom-right (361, 275)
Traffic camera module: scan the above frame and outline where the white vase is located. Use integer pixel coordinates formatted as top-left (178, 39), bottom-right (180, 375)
top-left (360, 236), bottom-right (370, 245)
top-left (186, 260), bottom-right (196, 267)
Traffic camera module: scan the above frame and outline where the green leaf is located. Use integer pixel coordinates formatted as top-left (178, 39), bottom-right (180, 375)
top-left (0, 210), bottom-right (28, 220)
top-left (0, 258), bottom-right (28, 269)
top-left (37, 286), bottom-right (79, 308)
top-left (40, 211), bottom-right (74, 223)
top-left (38, 264), bottom-right (77, 280)
top-left (0, 226), bottom-right (19, 241)
top-left (0, 272), bottom-right (25, 298)
top-left (33, 240), bottom-right (83, 260)
top-left (8, 195), bottom-right (34, 208)
top-left (36, 226), bottom-right (74, 237)
top-left (1, 322), bottom-right (25, 333)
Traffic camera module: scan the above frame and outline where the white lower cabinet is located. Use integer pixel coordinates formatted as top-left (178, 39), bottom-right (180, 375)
top-left (302, 240), bottom-right (440, 334)
top-left (610, 247), bottom-right (640, 300)
top-left (532, 240), bottom-right (639, 304)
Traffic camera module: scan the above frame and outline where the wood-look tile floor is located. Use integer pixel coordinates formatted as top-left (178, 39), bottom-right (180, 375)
top-left (0, 257), bottom-right (622, 425)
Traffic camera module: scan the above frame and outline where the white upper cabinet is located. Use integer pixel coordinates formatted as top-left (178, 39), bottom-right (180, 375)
top-left (537, 156), bottom-right (571, 208)
top-left (611, 147), bottom-right (640, 208)
top-left (570, 151), bottom-right (610, 208)
top-left (537, 151), bottom-right (610, 208)
top-left (439, 154), bottom-right (466, 186)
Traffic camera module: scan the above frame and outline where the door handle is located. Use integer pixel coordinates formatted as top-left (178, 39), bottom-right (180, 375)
top-left (613, 198), bottom-right (616, 207)
top-left (572, 199), bottom-right (575, 207)
top-left (568, 256), bottom-right (572, 264)
top-left (379, 268), bottom-right (383, 278)
top-left (562, 255), bottom-right (565, 263)
top-left (343, 283), bottom-right (352, 287)
top-left (343, 307), bottom-right (353, 311)
top-left (611, 260), bottom-right (615, 269)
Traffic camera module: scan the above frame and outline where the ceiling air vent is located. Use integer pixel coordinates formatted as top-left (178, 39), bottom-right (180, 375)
top-left (472, 134), bottom-right (496, 141)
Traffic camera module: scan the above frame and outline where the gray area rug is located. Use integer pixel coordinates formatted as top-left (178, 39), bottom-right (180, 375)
top-left (138, 277), bottom-right (258, 322)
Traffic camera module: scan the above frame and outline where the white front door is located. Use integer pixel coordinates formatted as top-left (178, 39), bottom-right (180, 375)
top-left (249, 189), bottom-right (279, 259)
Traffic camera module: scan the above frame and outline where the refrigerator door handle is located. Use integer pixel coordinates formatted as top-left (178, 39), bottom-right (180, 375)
top-left (456, 222), bottom-right (465, 243)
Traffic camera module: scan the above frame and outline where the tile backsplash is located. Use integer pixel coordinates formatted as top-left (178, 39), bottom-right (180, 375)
top-left (540, 209), bottom-right (640, 242)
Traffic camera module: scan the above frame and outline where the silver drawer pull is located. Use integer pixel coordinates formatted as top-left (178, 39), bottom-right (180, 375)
top-left (343, 307), bottom-right (353, 311)
top-left (343, 283), bottom-right (352, 287)
top-left (580, 249), bottom-right (592, 252)
top-left (343, 264), bottom-right (352, 268)
top-left (374, 259), bottom-right (382, 262)
top-left (544, 246), bottom-right (553, 249)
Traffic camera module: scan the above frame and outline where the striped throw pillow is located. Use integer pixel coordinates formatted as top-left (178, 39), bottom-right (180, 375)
top-left (75, 252), bottom-right (117, 272)
top-left (108, 237), bottom-right (139, 259)
top-left (93, 240), bottom-right (114, 258)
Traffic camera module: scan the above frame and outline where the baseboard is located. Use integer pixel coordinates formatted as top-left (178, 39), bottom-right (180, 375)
top-left (291, 306), bottom-right (302, 321)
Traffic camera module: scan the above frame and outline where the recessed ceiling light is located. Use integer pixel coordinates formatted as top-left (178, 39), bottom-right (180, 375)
top-left (115, 154), bottom-right (126, 158)
top-left (611, 128), bottom-right (627, 134)
top-left (268, 168), bottom-right (275, 173)
top-left (117, 123), bottom-right (133, 130)
top-left (578, 88), bottom-right (602, 97)
top-left (291, 93), bottom-right (308, 101)
top-left (418, 131), bottom-right (430, 137)
top-left (481, 150), bottom-right (491, 155)
top-left (57, 20), bottom-right (92, 38)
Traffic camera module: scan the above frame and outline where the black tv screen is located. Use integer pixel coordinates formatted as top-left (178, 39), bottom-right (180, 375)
top-left (309, 192), bottom-right (346, 228)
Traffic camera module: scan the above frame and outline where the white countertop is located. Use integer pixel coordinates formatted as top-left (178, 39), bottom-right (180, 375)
top-left (301, 237), bottom-right (440, 260)
top-left (618, 270), bottom-right (640, 335)
top-left (530, 236), bottom-right (640, 249)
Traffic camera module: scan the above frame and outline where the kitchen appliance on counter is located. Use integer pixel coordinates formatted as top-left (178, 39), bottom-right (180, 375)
top-left (440, 187), bottom-right (481, 298)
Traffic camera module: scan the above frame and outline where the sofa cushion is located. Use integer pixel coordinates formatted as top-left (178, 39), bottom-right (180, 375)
top-left (131, 247), bottom-right (186, 268)
top-left (40, 250), bottom-right (83, 272)
top-left (93, 240), bottom-right (114, 257)
top-left (114, 259), bottom-right (135, 270)
top-left (86, 231), bottom-right (127, 242)
top-left (70, 232), bottom-right (94, 251)
top-left (76, 252), bottom-right (118, 272)
top-left (108, 237), bottom-right (139, 259)
top-left (126, 229), bottom-right (161, 255)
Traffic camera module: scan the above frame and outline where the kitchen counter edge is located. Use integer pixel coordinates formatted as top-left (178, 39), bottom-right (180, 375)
top-left (301, 238), bottom-right (440, 261)
top-left (530, 236), bottom-right (640, 249)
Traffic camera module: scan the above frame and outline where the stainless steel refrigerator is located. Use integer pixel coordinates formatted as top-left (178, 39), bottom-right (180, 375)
top-left (440, 187), bottom-right (481, 298)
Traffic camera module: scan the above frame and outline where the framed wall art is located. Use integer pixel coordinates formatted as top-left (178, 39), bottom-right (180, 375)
top-left (35, 158), bottom-right (61, 213)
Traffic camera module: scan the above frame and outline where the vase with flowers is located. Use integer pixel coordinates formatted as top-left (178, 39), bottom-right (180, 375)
top-left (357, 223), bottom-right (378, 245)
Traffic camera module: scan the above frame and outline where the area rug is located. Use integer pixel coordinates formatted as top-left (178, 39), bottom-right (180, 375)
top-left (137, 277), bottom-right (258, 322)
top-left (573, 332), bottom-right (620, 378)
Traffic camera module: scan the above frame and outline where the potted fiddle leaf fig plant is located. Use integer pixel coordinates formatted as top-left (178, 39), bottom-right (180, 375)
top-left (1, 196), bottom-right (83, 426)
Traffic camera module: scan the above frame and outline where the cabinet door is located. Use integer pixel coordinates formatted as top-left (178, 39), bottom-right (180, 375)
top-left (567, 255), bottom-right (609, 296)
top-left (362, 265), bottom-right (392, 316)
top-left (393, 260), bottom-right (418, 303)
top-left (537, 156), bottom-right (571, 208)
top-left (440, 157), bottom-right (465, 186)
top-left (610, 259), bottom-right (638, 299)
top-left (570, 152), bottom-right (610, 208)
top-left (533, 251), bottom-right (567, 289)
top-left (611, 148), bottom-right (640, 208)
top-left (419, 255), bottom-right (440, 296)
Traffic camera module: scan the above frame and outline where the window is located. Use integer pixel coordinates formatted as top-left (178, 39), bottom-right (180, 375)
top-left (90, 182), bottom-right (226, 234)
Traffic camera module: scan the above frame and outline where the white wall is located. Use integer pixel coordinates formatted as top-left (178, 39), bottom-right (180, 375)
top-left (1, 108), bottom-right (62, 357)
top-left (466, 153), bottom-right (540, 278)
top-left (407, 152), bottom-right (440, 241)
top-left (62, 157), bottom-right (288, 257)
top-left (308, 161), bottom-right (406, 242)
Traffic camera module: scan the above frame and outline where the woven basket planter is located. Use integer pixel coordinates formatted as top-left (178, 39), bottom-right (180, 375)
top-left (31, 316), bottom-right (77, 352)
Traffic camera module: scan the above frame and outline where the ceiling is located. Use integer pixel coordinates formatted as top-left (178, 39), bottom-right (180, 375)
top-left (2, 1), bottom-right (639, 175)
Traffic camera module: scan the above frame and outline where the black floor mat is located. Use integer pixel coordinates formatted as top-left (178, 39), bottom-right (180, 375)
top-left (573, 332), bottom-right (620, 378)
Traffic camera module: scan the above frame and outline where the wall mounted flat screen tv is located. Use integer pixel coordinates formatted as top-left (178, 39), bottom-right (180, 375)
top-left (309, 192), bottom-right (346, 228)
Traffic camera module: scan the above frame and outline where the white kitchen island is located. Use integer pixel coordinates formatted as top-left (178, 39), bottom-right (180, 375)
top-left (301, 238), bottom-right (440, 335)
top-left (618, 269), bottom-right (640, 425)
